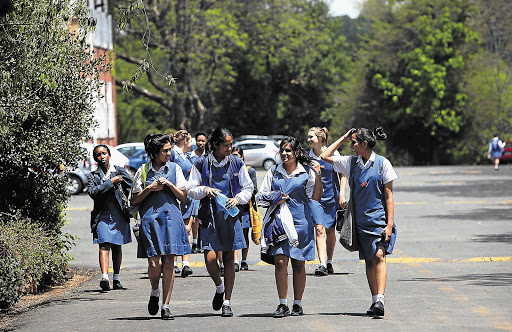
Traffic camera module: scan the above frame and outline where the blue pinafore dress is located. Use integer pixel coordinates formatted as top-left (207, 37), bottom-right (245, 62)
top-left (137, 162), bottom-right (191, 258)
top-left (314, 156), bottom-right (339, 229)
top-left (267, 168), bottom-right (316, 261)
top-left (173, 150), bottom-right (198, 219)
top-left (199, 164), bottom-right (246, 252)
top-left (186, 152), bottom-right (201, 216)
top-left (352, 155), bottom-right (397, 260)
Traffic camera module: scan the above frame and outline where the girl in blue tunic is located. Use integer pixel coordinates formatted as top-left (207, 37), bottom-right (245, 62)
top-left (321, 127), bottom-right (398, 317)
top-left (130, 134), bottom-right (189, 320)
top-left (257, 136), bottom-right (323, 318)
top-left (187, 128), bottom-right (254, 317)
top-left (307, 127), bottom-right (347, 276)
top-left (87, 145), bottom-right (132, 292)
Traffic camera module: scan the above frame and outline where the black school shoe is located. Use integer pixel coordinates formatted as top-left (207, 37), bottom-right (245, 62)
top-left (366, 302), bottom-right (375, 315)
top-left (161, 308), bottom-right (174, 320)
top-left (372, 301), bottom-right (384, 316)
top-left (220, 266), bottom-right (224, 276)
top-left (212, 291), bottom-right (224, 311)
top-left (315, 265), bottom-right (328, 276)
top-left (291, 304), bottom-right (304, 316)
top-left (148, 296), bottom-right (159, 315)
top-left (99, 278), bottom-right (110, 291)
top-left (326, 263), bottom-right (334, 274)
top-left (235, 263), bottom-right (240, 272)
top-left (272, 304), bottom-right (290, 318)
top-left (221, 304), bottom-right (233, 317)
top-left (181, 265), bottom-right (193, 278)
top-left (240, 261), bottom-right (249, 270)
top-left (174, 266), bottom-right (181, 275)
top-left (112, 280), bottom-right (125, 290)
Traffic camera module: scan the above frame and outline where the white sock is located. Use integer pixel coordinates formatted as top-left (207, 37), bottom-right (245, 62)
top-left (113, 274), bottom-right (120, 281)
top-left (279, 298), bottom-right (287, 305)
top-left (182, 260), bottom-right (190, 267)
top-left (241, 260), bottom-right (247, 264)
top-left (101, 273), bottom-right (109, 280)
top-left (151, 288), bottom-right (160, 297)
top-left (161, 304), bottom-right (169, 309)
top-left (216, 282), bottom-right (225, 294)
top-left (320, 261), bottom-right (327, 268)
top-left (219, 263), bottom-right (224, 268)
top-left (174, 261), bottom-right (178, 267)
top-left (223, 299), bottom-right (231, 306)
top-left (234, 260), bottom-right (240, 264)
top-left (376, 294), bottom-right (385, 304)
top-left (293, 300), bottom-right (302, 307)
top-left (372, 295), bottom-right (378, 304)
top-left (326, 260), bottom-right (333, 265)
top-left (192, 239), bottom-right (197, 245)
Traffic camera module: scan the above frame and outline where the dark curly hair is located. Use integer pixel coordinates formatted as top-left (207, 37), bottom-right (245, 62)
top-left (354, 127), bottom-right (387, 149)
top-left (144, 133), bottom-right (173, 161)
top-left (280, 136), bottom-right (313, 167)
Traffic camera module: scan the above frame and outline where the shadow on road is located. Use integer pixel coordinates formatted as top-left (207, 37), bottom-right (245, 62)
top-left (399, 273), bottom-right (512, 286)
top-left (395, 180), bottom-right (508, 198)
top-left (422, 209), bottom-right (512, 221)
top-left (473, 232), bottom-right (512, 244)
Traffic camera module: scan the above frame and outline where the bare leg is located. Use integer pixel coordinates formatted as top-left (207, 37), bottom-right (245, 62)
top-left (242, 228), bottom-right (250, 261)
top-left (365, 247), bottom-right (387, 296)
top-left (99, 243), bottom-right (111, 274)
top-left (192, 217), bottom-right (199, 243)
top-left (111, 244), bottom-right (122, 275)
top-left (222, 251), bottom-right (235, 300)
top-left (315, 224), bottom-right (327, 263)
top-left (291, 259), bottom-right (306, 301)
top-left (326, 226), bottom-right (336, 261)
top-left (204, 250), bottom-right (222, 286)
top-left (161, 254), bottom-right (176, 305)
top-left (274, 254), bottom-right (289, 299)
top-left (148, 256), bottom-right (162, 291)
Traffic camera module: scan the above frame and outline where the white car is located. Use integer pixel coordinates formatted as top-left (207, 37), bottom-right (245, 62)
top-left (114, 142), bottom-right (145, 158)
top-left (233, 139), bottom-right (280, 170)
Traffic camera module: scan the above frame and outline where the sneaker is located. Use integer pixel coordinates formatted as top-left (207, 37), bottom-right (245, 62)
top-left (314, 265), bottom-right (328, 276)
top-left (240, 261), bottom-right (249, 270)
top-left (272, 304), bottom-right (290, 318)
top-left (221, 304), bottom-right (233, 317)
top-left (181, 265), bottom-right (193, 278)
top-left (291, 304), bottom-right (304, 316)
top-left (326, 263), bottom-right (334, 274)
top-left (161, 307), bottom-right (174, 320)
top-left (148, 296), bottom-right (159, 315)
top-left (235, 263), bottom-right (240, 272)
top-left (372, 301), bottom-right (384, 316)
top-left (174, 266), bottom-right (181, 275)
top-left (212, 291), bottom-right (224, 311)
top-left (220, 266), bottom-right (224, 277)
top-left (112, 280), bottom-right (125, 290)
top-left (366, 302), bottom-right (375, 315)
top-left (99, 278), bottom-right (110, 291)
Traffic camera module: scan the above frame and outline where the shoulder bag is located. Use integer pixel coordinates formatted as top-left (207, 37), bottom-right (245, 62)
top-left (338, 157), bottom-right (359, 252)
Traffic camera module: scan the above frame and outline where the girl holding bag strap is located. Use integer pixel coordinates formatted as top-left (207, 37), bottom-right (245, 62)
top-left (321, 127), bottom-right (398, 317)
top-left (307, 127), bottom-right (347, 276)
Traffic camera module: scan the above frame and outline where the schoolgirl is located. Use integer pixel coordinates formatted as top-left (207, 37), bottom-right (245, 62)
top-left (87, 144), bottom-right (132, 291)
top-left (306, 127), bottom-right (347, 276)
top-left (130, 133), bottom-right (189, 320)
top-left (187, 128), bottom-right (254, 317)
top-left (257, 136), bottom-right (323, 317)
top-left (321, 127), bottom-right (398, 317)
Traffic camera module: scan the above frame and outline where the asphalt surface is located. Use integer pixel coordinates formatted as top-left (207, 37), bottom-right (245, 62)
top-left (9, 165), bottom-right (512, 331)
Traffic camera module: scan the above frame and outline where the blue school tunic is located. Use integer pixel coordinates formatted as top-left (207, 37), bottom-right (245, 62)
top-left (267, 168), bottom-right (316, 261)
top-left (311, 153), bottom-right (339, 229)
top-left (137, 162), bottom-right (191, 258)
top-left (199, 164), bottom-right (246, 251)
top-left (173, 149), bottom-right (196, 219)
top-left (186, 152), bottom-right (201, 216)
top-left (352, 154), bottom-right (397, 260)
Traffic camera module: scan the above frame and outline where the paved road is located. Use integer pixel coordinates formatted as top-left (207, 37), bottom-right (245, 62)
top-left (11, 165), bottom-right (512, 331)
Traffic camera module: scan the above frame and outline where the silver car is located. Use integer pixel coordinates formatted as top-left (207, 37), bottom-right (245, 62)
top-left (233, 139), bottom-right (280, 170)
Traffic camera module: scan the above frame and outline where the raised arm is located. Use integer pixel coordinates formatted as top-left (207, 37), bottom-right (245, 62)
top-left (320, 128), bottom-right (356, 164)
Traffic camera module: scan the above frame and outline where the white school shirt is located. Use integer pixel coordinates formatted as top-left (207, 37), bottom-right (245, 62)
top-left (131, 162), bottom-right (187, 194)
top-left (100, 163), bottom-right (117, 180)
top-left (258, 163), bottom-right (317, 199)
top-left (332, 151), bottom-right (398, 185)
top-left (186, 153), bottom-right (254, 204)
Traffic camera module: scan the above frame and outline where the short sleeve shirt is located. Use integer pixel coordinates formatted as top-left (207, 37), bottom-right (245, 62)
top-left (332, 151), bottom-right (398, 184)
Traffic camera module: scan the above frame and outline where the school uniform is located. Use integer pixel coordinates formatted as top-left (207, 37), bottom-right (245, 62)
top-left (131, 161), bottom-right (190, 258)
top-left (332, 152), bottom-right (398, 260)
top-left (308, 148), bottom-right (341, 229)
top-left (258, 163), bottom-right (318, 261)
top-left (172, 146), bottom-right (196, 219)
top-left (240, 166), bottom-right (258, 229)
top-left (187, 153), bottom-right (254, 251)
top-left (88, 164), bottom-right (132, 245)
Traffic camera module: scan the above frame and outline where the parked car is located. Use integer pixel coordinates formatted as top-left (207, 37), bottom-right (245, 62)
top-left (233, 139), bottom-right (280, 170)
top-left (115, 142), bottom-right (145, 158)
top-left (498, 141), bottom-right (512, 163)
top-left (126, 149), bottom-right (148, 177)
top-left (65, 156), bottom-right (90, 195)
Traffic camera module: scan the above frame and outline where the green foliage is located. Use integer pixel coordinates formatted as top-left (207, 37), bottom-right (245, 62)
top-left (0, 241), bottom-right (24, 311)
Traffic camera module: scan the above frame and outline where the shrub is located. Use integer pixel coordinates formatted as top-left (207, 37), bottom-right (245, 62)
top-left (0, 240), bottom-right (24, 311)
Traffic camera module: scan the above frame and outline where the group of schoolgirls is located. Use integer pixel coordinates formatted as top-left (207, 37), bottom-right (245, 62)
top-left (88, 125), bottom-right (398, 320)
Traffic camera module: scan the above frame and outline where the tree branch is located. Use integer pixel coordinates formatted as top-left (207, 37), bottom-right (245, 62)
top-left (115, 78), bottom-right (173, 111)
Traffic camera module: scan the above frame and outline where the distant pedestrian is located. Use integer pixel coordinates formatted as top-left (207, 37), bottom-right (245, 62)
top-left (187, 128), bottom-right (254, 317)
top-left (257, 136), bottom-right (323, 318)
top-left (87, 144), bottom-right (133, 292)
top-left (488, 134), bottom-right (506, 170)
top-left (307, 127), bottom-right (347, 276)
top-left (130, 133), bottom-right (189, 320)
top-left (321, 127), bottom-right (398, 317)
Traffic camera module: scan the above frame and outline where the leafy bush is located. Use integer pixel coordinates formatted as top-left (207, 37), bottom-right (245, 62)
top-left (0, 240), bottom-right (24, 311)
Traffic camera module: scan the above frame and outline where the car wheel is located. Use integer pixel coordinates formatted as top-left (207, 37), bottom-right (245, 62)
top-left (66, 174), bottom-right (83, 195)
top-left (263, 159), bottom-right (276, 170)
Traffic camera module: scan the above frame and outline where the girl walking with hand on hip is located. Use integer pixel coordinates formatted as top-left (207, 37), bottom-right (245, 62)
top-left (187, 128), bottom-right (254, 317)
top-left (130, 133), bottom-right (189, 320)
top-left (307, 127), bottom-right (347, 276)
top-left (321, 127), bottom-right (398, 317)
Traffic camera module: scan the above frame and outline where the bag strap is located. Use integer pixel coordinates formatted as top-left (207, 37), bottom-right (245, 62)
top-left (348, 156), bottom-right (357, 209)
top-left (141, 163), bottom-right (150, 189)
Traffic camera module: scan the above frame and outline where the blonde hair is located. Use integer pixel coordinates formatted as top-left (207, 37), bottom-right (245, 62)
top-left (173, 130), bottom-right (189, 145)
top-left (308, 127), bottom-right (329, 144)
